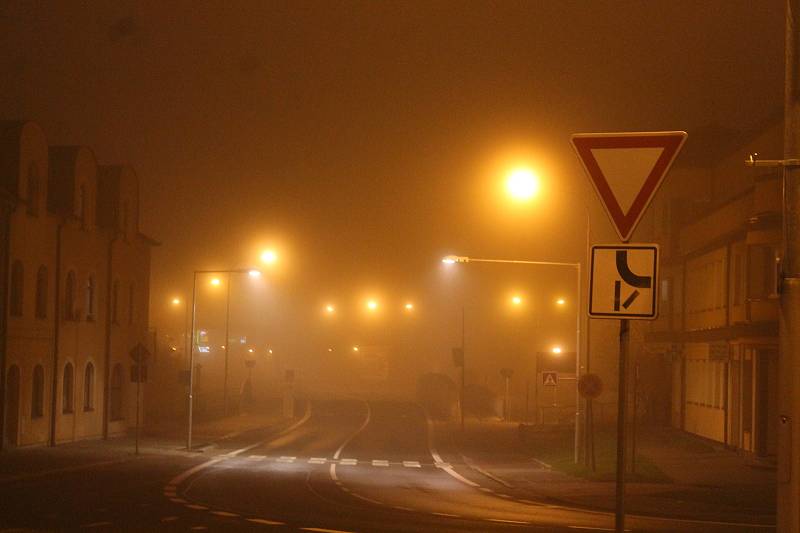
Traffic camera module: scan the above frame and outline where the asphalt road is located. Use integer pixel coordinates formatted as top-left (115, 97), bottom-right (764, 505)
top-left (0, 399), bottom-right (776, 532)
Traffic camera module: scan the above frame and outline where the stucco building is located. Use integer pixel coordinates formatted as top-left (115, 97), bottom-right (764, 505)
top-left (632, 121), bottom-right (782, 457)
top-left (0, 120), bottom-right (156, 448)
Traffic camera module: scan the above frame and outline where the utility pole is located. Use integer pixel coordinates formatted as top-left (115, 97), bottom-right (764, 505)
top-left (780, 1), bottom-right (800, 530)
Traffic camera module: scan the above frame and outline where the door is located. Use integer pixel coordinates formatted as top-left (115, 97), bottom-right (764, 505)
top-left (4, 365), bottom-right (20, 446)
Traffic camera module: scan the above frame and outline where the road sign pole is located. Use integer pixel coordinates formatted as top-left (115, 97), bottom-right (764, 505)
top-left (615, 318), bottom-right (629, 533)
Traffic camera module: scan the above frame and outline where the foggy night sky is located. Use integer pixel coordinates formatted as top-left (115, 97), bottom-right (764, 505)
top-left (0, 1), bottom-right (785, 338)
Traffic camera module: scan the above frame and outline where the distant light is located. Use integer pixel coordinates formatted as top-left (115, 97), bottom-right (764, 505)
top-left (210, 278), bottom-right (221, 286)
top-left (171, 298), bottom-right (181, 305)
top-left (248, 348), bottom-right (254, 353)
top-left (260, 249), bottom-right (278, 264)
top-left (325, 304), bottom-right (335, 314)
top-left (248, 269), bottom-right (262, 278)
top-left (442, 255), bottom-right (469, 264)
top-left (552, 346), bottom-right (563, 354)
top-left (404, 302), bottom-right (414, 311)
top-left (441, 257), bottom-right (456, 264)
top-left (268, 349), bottom-right (273, 354)
top-left (366, 300), bottom-right (378, 311)
top-left (198, 346), bottom-right (210, 353)
top-left (221, 345), bottom-right (226, 349)
top-left (353, 346), bottom-right (359, 352)
top-left (511, 295), bottom-right (522, 306)
top-left (170, 346), bottom-right (177, 351)
top-left (556, 298), bottom-right (566, 306)
top-left (506, 167), bottom-right (540, 201)
top-left (327, 348), bottom-right (333, 352)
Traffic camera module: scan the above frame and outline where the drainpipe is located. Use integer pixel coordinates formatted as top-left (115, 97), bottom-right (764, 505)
top-left (0, 199), bottom-right (13, 451)
top-left (49, 220), bottom-right (64, 447)
top-left (102, 233), bottom-right (117, 440)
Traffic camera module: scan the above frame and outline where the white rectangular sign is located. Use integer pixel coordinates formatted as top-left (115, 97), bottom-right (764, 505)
top-left (589, 244), bottom-right (658, 319)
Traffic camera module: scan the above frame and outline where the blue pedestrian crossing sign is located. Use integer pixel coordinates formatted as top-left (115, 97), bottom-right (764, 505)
top-left (589, 244), bottom-right (658, 319)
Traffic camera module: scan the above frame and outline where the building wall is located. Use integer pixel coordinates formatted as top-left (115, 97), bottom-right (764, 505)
top-left (1, 121), bottom-right (155, 448)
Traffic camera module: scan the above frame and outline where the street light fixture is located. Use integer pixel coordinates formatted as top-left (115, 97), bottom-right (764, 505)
top-left (440, 254), bottom-right (583, 463)
top-left (511, 295), bottom-right (523, 306)
top-left (325, 304), bottom-right (335, 314)
top-left (404, 302), bottom-right (414, 311)
top-left (552, 346), bottom-right (563, 354)
top-left (366, 300), bottom-right (378, 311)
top-left (506, 167), bottom-right (540, 201)
top-left (556, 298), bottom-right (566, 306)
top-left (260, 249), bottom-right (278, 264)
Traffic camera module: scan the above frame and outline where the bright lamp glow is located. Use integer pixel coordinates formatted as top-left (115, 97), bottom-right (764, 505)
top-left (260, 250), bottom-right (278, 264)
top-left (366, 300), bottom-right (378, 311)
top-left (248, 269), bottom-right (261, 278)
top-left (210, 278), bottom-right (221, 286)
top-left (325, 304), bottom-right (335, 314)
top-left (556, 298), bottom-right (566, 305)
top-left (248, 348), bottom-right (254, 353)
top-left (171, 298), bottom-right (181, 305)
top-left (552, 346), bottom-right (563, 354)
top-left (353, 346), bottom-right (359, 352)
top-left (405, 303), bottom-right (414, 311)
top-left (511, 295), bottom-right (522, 306)
top-left (441, 257), bottom-right (456, 264)
top-left (506, 167), bottom-right (540, 201)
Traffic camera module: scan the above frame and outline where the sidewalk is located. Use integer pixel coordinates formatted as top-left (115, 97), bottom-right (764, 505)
top-left (0, 410), bottom-right (287, 484)
top-left (436, 417), bottom-right (776, 524)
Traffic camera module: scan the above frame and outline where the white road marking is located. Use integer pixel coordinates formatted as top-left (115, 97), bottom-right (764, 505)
top-left (247, 455), bottom-right (266, 460)
top-left (425, 415), bottom-right (479, 487)
top-left (479, 487), bottom-right (494, 493)
top-left (308, 457), bottom-right (327, 464)
top-left (338, 458), bottom-right (358, 466)
top-left (496, 494), bottom-right (512, 499)
top-left (329, 400), bottom-right (371, 483)
top-left (402, 460), bottom-right (421, 468)
top-left (190, 527), bottom-right (208, 531)
top-left (247, 518), bottom-right (286, 525)
top-left (277, 456), bottom-right (296, 463)
top-left (371, 459), bottom-right (389, 467)
top-left (185, 504), bottom-right (208, 510)
top-left (170, 498), bottom-right (188, 504)
top-left (393, 505), bottom-right (414, 511)
top-left (488, 518), bottom-right (530, 524)
top-left (349, 492), bottom-right (384, 505)
top-left (432, 512), bottom-right (460, 518)
top-left (301, 528), bottom-right (356, 533)
top-left (160, 516), bottom-right (180, 522)
top-left (80, 522), bottom-right (113, 528)
top-left (211, 511), bottom-right (239, 517)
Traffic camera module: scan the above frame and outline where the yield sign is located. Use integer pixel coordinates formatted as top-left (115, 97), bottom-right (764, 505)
top-left (571, 131), bottom-right (687, 242)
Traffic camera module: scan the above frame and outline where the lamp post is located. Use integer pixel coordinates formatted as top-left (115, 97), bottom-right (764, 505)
top-left (186, 268), bottom-right (260, 451)
top-left (442, 254), bottom-right (583, 463)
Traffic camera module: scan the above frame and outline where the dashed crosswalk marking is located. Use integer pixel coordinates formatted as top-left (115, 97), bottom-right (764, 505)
top-left (247, 455), bottom-right (266, 460)
top-left (402, 460), bottom-right (421, 468)
top-left (211, 454), bottom-right (450, 469)
top-left (488, 518), bottom-right (530, 525)
top-left (276, 456), bottom-right (296, 463)
top-left (371, 459), bottom-right (389, 467)
top-left (338, 458), bottom-right (358, 466)
top-left (185, 504), bottom-right (209, 511)
top-left (308, 457), bottom-right (327, 464)
top-left (211, 511), bottom-right (240, 517)
top-left (247, 518), bottom-right (286, 525)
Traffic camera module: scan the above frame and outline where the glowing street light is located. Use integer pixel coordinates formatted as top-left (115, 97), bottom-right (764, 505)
top-left (248, 348), bottom-right (254, 353)
top-left (552, 346), bottom-right (563, 355)
top-left (404, 302), bottom-right (414, 311)
top-left (172, 297), bottom-right (181, 305)
top-left (511, 295), bottom-right (523, 306)
top-left (248, 269), bottom-right (262, 278)
top-left (556, 298), bottom-right (566, 306)
top-left (353, 346), bottom-right (359, 352)
top-left (210, 277), bottom-right (221, 286)
top-left (366, 300), bottom-right (378, 311)
top-left (260, 249), bottom-right (278, 265)
top-left (506, 167), bottom-right (540, 201)
top-left (325, 304), bottom-right (336, 314)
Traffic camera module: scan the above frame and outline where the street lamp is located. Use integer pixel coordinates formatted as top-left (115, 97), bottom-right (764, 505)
top-left (506, 167), bottom-right (540, 201)
top-left (441, 254), bottom-right (583, 463)
top-left (171, 297), bottom-right (190, 361)
top-left (260, 249), bottom-right (278, 265)
top-left (186, 268), bottom-right (261, 451)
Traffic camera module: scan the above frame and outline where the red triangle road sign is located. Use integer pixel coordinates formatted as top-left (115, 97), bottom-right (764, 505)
top-left (571, 131), bottom-right (687, 242)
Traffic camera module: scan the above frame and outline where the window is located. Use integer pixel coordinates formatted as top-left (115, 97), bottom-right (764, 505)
top-left (112, 280), bottom-right (120, 324)
top-left (62, 362), bottom-right (74, 413)
top-left (35, 265), bottom-right (48, 319)
top-left (27, 166), bottom-right (39, 216)
top-left (128, 283), bottom-right (135, 325)
top-left (76, 183), bottom-right (86, 223)
top-left (85, 276), bottom-right (96, 321)
top-left (65, 271), bottom-right (76, 320)
top-left (110, 363), bottom-right (124, 420)
top-left (31, 365), bottom-right (44, 418)
top-left (10, 260), bottom-right (23, 317)
top-left (83, 363), bottom-right (94, 411)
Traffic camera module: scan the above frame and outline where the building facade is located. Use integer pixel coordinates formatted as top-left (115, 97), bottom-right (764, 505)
top-left (633, 123), bottom-right (782, 457)
top-left (0, 120), bottom-right (155, 448)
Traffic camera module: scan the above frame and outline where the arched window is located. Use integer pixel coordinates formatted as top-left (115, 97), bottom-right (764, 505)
top-left (35, 265), bottom-right (48, 319)
top-left (62, 362), bottom-right (74, 413)
top-left (85, 276), bottom-right (96, 321)
top-left (83, 362), bottom-right (94, 411)
top-left (128, 283), bottom-right (135, 326)
top-left (65, 271), bottom-right (76, 320)
top-left (27, 165), bottom-right (39, 216)
top-left (10, 260), bottom-right (23, 317)
top-left (112, 280), bottom-right (120, 324)
top-left (110, 363), bottom-right (124, 420)
top-left (31, 364), bottom-right (44, 418)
